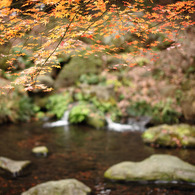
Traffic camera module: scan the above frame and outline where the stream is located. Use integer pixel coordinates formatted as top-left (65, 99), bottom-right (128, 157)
top-left (0, 122), bottom-right (195, 195)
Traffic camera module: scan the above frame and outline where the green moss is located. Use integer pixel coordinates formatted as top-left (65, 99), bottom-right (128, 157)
top-left (69, 103), bottom-right (90, 124)
top-left (106, 79), bottom-right (122, 91)
top-left (142, 124), bottom-right (195, 147)
top-left (79, 73), bottom-right (100, 85)
top-left (142, 132), bottom-right (154, 140)
top-left (127, 100), bottom-right (180, 124)
top-left (46, 92), bottom-right (73, 119)
top-left (86, 112), bottom-right (106, 129)
top-left (68, 102), bottom-right (106, 128)
top-left (72, 89), bottom-right (121, 122)
top-left (0, 91), bottom-right (37, 123)
top-left (18, 96), bottom-right (38, 122)
top-left (176, 124), bottom-right (193, 136)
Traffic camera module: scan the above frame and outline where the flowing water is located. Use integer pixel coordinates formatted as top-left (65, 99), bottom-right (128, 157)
top-left (0, 122), bottom-right (195, 195)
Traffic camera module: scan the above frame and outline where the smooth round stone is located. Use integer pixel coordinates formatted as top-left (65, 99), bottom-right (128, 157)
top-left (32, 146), bottom-right (48, 157)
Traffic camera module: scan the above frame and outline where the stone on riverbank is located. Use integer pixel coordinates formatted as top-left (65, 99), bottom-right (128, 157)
top-left (21, 179), bottom-right (91, 195)
top-left (142, 124), bottom-right (195, 147)
top-left (104, 154), bottom-right (195, 182)
top-left (0, 157), bottom-right (31, 177)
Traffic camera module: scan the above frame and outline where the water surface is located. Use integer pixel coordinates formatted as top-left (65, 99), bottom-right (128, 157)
top-left (0, 122), bottom-right (195, 195)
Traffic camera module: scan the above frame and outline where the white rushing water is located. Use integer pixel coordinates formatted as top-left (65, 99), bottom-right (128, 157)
top-left (106, 117), bottom-right (144, 132)
top-left (43, 108), bottom-right (149, 132)
top-left (43, 110), bottom-right (70, 128)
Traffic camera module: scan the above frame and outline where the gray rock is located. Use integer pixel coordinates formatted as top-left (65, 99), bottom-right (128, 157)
top-left (21, 179), bottom-right (91, 195)
top-left (0, 157), bottom-right (30, 177)
top-left (104, 154), bottom-right (195, 182)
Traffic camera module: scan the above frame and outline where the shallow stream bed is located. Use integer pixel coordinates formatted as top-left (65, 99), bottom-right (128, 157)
top-left (0, 122), bottom-right (195, 195)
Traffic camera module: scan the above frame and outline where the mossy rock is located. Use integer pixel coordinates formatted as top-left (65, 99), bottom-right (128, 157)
top-left (69, 103), bottom-right (106, 129)
top-left (86, 111), bottom-right (106, 129)
top-left (54, 53), bottom-right (103, 88)
top-left (104, 154), bottom-right (195, 182)
top-left (142, 124), bottom-right (195, 148)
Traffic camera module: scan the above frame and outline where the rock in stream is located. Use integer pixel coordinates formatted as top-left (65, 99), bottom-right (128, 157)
top-left (104, 154), bottom-right (195, 183)
top-left (21, 179), bottom-right (91, 195)
top-left (142, 124), bottom-right (195, 147)
top-left (0, 156), bottom-right (31, 177)
top-left (32, 146), bottom-right (49, 157)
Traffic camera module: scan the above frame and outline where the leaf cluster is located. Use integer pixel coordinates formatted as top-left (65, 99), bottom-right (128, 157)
top-left (127, 99), bottom-right (181, 124)
top-left (46, 92), bottom-right (73, 118)
top-left (0, 0), bottom-right (194, 92)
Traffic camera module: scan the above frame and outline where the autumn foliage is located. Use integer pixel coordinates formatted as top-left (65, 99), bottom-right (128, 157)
top-left (0, 0), bottom-right (194, 93)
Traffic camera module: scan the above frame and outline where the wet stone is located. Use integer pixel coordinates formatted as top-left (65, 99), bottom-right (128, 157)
top-left (32, 146), bottom-right (49, 157)
top-left (0, 156), bottom-right (31, 177)
top-left (104, 154), bottom-right (195, 183)
top-left (21, 178), bottom-right (91, 195)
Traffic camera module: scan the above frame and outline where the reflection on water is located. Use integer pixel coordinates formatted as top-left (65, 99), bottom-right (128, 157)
top-left (0, 122), bottom-right (195, 195)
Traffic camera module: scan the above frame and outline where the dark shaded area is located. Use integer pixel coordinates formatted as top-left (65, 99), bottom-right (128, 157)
top-left (9, 0), bottom-right (181, 12)
top-left (0, 122), bottom-right (194, 195)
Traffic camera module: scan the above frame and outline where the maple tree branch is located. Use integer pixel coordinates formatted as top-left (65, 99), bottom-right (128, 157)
top-left (146, 4), bottom-right (194, 32)
top-left (118, 3), bottom-right (194, 49)
top-left (32, 1), bottom-right (92, 86)
top-left (32, 12), bottom-right (78, 87)
top-left (73, 8), bottom-right (110, 46)
top-left (1, 0), bottom-right (192, 91)
top-left (34, 1), bottom-right (110, 84)
top-left (38, 2), bottom-right (193, 73)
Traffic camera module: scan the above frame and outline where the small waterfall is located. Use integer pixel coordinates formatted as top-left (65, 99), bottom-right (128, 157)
top-left (106, 117), bottom-right (147, 132)
top-left (43, 110), bottom-right (70, 128)
top-left (61, 110), bottom-right (70, 121)
top-left (43, 108), bottom-right (150, 131)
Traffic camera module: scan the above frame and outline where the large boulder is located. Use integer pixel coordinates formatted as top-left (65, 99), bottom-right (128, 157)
top-left (54, 54), bottom-right (103, 88)
top-left (0, 157), bottom-right (31, 177)
top-left (79, 84), bottom-right (115, 101)
top-left (21, 179), bottom-right (91, 195)
top-left (142, 124), bottom-right (195, 148)
top-left (104, 154), bottom-right (195, 182)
